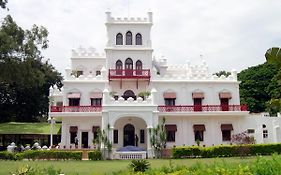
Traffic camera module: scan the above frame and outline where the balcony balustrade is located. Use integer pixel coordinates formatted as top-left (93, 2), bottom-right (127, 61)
top-left (50, 105), bottom-right (247, 113)
top-left (108, 69), bottom-right (150, 80)
top-left (50, 106), bottom-right (102, 112)
top-left (158, 105), bottom-right (248, 112)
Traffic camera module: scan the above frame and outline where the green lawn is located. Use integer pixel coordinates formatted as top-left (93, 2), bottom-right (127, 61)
top-left (0, 156), bottom-right (266, 175)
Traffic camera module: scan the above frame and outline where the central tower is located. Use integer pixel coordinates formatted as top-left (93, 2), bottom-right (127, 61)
top-left (105, 12), bottom-right (153, 96)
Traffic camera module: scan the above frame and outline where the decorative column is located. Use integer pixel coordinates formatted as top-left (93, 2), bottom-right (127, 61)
top-left (146, 126), bottom-right (153, 158)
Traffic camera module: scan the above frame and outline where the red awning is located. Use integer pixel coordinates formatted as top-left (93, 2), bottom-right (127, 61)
top-left (165, 124), bottom-right (177, 131)
top-left (219, 92), bottom-right (232, 99)
top-left (193, 124), bottom-right (206, 131)
top-left (221, 124), bottom-right (233, 131)
top-left (90, 92), bottom-right (103, 99)
top-left (192, 92), bottom-right (204, 99)
top-left (92, 126), bottom-right (100, 133)
top-left (67, 92), bottom-right (81, 99)
top-left (69, 126), bottom-right (78, 133)
top-left (163, 92), bottom-right (176, 99)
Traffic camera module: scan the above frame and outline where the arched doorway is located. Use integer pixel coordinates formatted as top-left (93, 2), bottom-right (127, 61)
top-left (124, 124), bottom-right (135, 146)
top-left (123, 90), bottom-right (136, 100)
top-left (125, 58), bottom-right (133, 76)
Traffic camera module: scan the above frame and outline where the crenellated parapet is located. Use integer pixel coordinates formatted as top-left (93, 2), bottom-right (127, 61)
top-left (152, 60), bottom-right (238, 81)
top-left (71, 46), bottom-right (105, 58)
top-left (105, 11), bottom-right (153, 24)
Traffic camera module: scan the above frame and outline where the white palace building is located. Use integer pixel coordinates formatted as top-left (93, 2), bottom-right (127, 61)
top-left (50, 12), bottom-right (281, 158)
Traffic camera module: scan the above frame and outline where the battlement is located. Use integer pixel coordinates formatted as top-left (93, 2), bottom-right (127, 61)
top-left (71, 46), bottom-right (105, 58)
top-left (105, 11), bottom-right (153, 24)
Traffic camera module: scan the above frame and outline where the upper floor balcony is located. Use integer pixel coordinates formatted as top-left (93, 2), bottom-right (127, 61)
top-left (108, 69), bottom-right (150, 81)
top-left (158, 105), bottom-right (248, 112)
top-left (51, 106), bottom-right (102, 113)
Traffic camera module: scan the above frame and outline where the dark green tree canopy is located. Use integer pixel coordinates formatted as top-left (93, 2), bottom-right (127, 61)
top-left (213, 70), bottom-right (231, 77)
top-left (0, 15), bottom-right (63, 122)
top-left (238, 63), bottom-right (279, 113)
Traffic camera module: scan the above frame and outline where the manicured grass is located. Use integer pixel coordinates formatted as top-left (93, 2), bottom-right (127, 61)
top-left (0, 156), bottom-right (268, 175)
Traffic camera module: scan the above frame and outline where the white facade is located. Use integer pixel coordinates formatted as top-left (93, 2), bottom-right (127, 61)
top-left (50, 12), bottom-right (281, 157)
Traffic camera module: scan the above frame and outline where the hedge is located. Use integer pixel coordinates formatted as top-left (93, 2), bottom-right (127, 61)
top-left (0, 150), bottom-right (82, 160)
top-left (172, 143), bottom-right (281, 158)
top-left (88, 150), bottom-right (102, 160)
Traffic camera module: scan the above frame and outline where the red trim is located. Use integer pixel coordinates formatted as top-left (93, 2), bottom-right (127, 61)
top-left (108, 69), bottom-right (150, 80)
top-left (158, 105), bottom-right (248, 112)
top-left (51, 106), bottom-right (102, 112)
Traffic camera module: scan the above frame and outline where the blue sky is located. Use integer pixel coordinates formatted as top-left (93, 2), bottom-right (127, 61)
top-left (1, 0), bottom-right (281, 74)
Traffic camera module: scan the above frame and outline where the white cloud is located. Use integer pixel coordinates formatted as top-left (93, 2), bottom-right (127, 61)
top-left (1, 0), bottom-right (281, 74)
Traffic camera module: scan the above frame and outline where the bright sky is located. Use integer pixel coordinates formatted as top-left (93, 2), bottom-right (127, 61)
top-left (1, 0), bottom-right (281, 74)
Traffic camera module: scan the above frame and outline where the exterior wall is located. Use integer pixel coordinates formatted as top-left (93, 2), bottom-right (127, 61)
top-left (106, 50), bottom-right (153, 70)
top-left (63, 81), bottom-right (106, 106)
top-left (152, 81), bottom-right (240, 105)
top-left (159, 114), bottom-right (281, 148)
top-left (71, 57), bottom-right (106, 76)
top-left (60, 116), bottom-right (101, 149)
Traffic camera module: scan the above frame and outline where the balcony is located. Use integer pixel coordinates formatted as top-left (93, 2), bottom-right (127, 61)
top-left (108, 69), bottom-right (150, 81)
top-left (50, 106), bottom-right (102, 112)
top-left (158, 105), bottom-right (248, 112)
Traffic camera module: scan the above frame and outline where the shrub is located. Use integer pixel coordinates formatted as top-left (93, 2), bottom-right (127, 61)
top-left (18, 150), bottom-right (82, 160)
top-left (0, 151), bottom-right (15, 160)
top-left (129, 159), bottom-right (150, 172)
top-left (88, 150), bottom-right (102, 160)
top-left (172, 143), bottom-right (281, 159)
top-left (11, 165), bottom-right (62, 175)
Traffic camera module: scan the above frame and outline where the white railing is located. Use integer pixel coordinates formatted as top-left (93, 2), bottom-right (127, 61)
top-left (114, 151), bottom-right (147, 159)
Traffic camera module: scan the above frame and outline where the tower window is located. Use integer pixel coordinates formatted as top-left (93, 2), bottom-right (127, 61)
top-left (136, 33), bottom-right (142, 45)
top-left (126, 31), bottom-right (132, 45)
top-left (116, 33), bottom-right (123, 45)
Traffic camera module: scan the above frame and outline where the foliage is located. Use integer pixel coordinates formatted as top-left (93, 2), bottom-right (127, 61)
top-left (129, 159), bottom-right (150, 172)
top-left (93, 124), bottom-right (112, 159)
top-left (0, 15), bottom-right (63, 122)
top-left (149, 118), bottom-right (167, 158)
top-left (265, 47), bottom-right (281, 68)
top-left (11, 165), bottom-right (62, 175)
top-left (138, 91), bottom-right (151, 99)
top-left (0, 151), bottom-right (15, 160)
top-left (0, 150), bottom-right (82, 160)
top-left (88, 150), bottom-right (102, 160)
top-left (172, 143), bottom-right (281, 159)
top-left (231, 131), bottom-right (255, 145)
top-left (238, 63), bottom-right (278, 113)
top-left (213, 70), bottom-right (231, 77)
top-left (0, 0), bottom-right (7, 9)
top-left (114, 154), bottom-right (281, 175)
top-left (265, 47), bottom-right (281, 115)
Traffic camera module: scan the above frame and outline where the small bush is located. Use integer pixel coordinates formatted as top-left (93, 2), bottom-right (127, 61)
top-left (0, 151), bottom-right (15, 160)
top-left (172, 143), bottom-right (281, 159)
top-left (129, 159), bottom-right (150, 172)
top-left (11, 165), bottom-right (62, 175)
top-left (88, 150), bottom-right (102, 160)
top-left (18, 150), bottom-right (82, 160)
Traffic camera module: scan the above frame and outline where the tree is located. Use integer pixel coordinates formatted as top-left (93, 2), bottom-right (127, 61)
top-left (93, 125), bottom-right (112, 159)
top-left (0, 15), bottom-right (63, 122)
top-left (213, 70), bottom-right (231, 77)
top-left (0, 0), bottom-right (8, 9)
top-left (265, 47), bottom-right (281, 114)
top-left (238, 63), bottom-right (278, 113)
top-left (149, 118), bottom-right (167, 158)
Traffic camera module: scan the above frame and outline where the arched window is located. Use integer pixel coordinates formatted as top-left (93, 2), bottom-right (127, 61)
top-left (116, 60), bottom-right (123, 75)
top-left (116, 33), bottom-right (123, 45)
top-left (125, 58), bottom-right (133, 76)
top-left (126, 31), bottom-right (132, 45)
top-left (125, 58), bottom-right (133, 69)
top-left (135, 60), bottom-right (142, 75)
top-left (123, 90), bottom-right (136, 100)
top-left (136, 33), bottom-right (142, 45)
